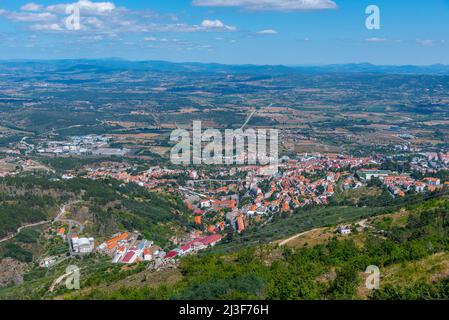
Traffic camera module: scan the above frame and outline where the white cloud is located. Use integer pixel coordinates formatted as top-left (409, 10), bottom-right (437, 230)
top-left (192, 0), bottom-right (337, 11)
top-left (78, 0), bottom-right (115, 12)
top-left (144, 36), bottom-right (157, 41)
top-left (200, 19), bottom-right (236, 31)
top-left (416, 39), bottom-right (446, 47)
top-left (139, 21), bottom-right (236, 33)
top-left (46, 0), bottom-right (116, 15)
top-left (6, 12), bottom-right (56, 22)
top-left (366, 37), bottom-right (387, 43)
top-left (416, 39), bottom-right (438, 47)
top-left (0, 2), bottom-right (238, 35)
top-left (83, 17), bottom-right (105, 29)
top-left (21, 3), bottom-right (44, 12)
top-left (30, 23), bottom-right (63, 31)
top-left (256, 29), bottom-right (278, 34)
top-left (201, 19), bottom-right (225, 28)
top-left (144, 37), bottom-right (177, 42)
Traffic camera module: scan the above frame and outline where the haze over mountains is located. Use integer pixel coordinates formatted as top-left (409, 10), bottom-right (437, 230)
top-left (2, 59), bottom-right (449, 76)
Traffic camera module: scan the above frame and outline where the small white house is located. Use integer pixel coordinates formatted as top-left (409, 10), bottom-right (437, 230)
top-left (415, 182), bottom-right (426, 193)
top-left (337, 226), bottom-right (351, 235)
top-left (200, 200), bottom-right (211, 208)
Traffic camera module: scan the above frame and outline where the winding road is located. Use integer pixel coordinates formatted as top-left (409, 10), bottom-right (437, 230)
top-left (0, 201), bottom-right (84, 244)
top-left (0, 220), bottom-right (50, 244)
top-left (53, 202), bottom-right (84, 234)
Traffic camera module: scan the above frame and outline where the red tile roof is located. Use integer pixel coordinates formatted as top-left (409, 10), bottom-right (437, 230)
top-left (165, 251), bottom-right (179, 259)
top-left (121, 251), bottom-right (136, 263)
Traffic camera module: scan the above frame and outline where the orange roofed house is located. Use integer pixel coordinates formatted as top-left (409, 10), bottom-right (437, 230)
top-left (99, 232), bottom-right (129, 252)
top-left (194, 215), bottom-right (202, 225)
top-left (236, 215), bottom-right (245, 234)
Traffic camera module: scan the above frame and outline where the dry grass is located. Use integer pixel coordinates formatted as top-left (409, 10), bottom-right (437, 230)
top-left (278, 227), bottom-right (335, 248)
top-left (356, 252), bottom-right (449, 299)
top-left (57, 267), bottom-right (183, 300)
top-left (382, 252), bottom-right (449, 287)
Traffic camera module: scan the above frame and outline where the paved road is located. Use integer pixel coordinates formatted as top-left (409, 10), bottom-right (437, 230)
top-left (240, 103), bottom-right (273, 130)
top-left (0, 201), bottom-right (84, 244)
top-left (0, 220), bottom-right (50, 244)
top-left (54, 201), bottom-right (84, 234)
top-left (53, 201), bottom-right (85, 257)
top-left (41, 124), bottom-right (84, 137)
top-left (179, 186), bottom-right (208, 198)
top-left (240, 109), bottom-right (257, 130)
top-left (20, 136), bottom-right (35, 155)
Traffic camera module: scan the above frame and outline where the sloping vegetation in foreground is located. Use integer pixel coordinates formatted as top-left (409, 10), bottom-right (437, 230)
top-left (67, 196), bottom-right (449, 300)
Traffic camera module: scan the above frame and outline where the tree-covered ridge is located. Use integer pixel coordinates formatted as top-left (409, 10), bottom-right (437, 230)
top-left (0, 175), bottom-right (192, 246)
top-left (0, 177), bottom-right (64, 239)
top-left (71, 197), bottom-right (449, 300)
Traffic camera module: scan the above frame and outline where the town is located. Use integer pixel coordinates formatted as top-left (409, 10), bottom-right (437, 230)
top-left (77, 151), bottom-right (449, 237)
top-left (2, 56), bottom-right (449, 301)
top-left (15, 146), bottom-right (447, 275)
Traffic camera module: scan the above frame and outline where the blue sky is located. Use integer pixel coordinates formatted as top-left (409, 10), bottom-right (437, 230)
top-left (0, 0), bottom-right (448, 65)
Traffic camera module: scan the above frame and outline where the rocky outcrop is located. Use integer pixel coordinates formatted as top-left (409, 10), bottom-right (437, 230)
top-left (0, 258), bottom-right (27, 288)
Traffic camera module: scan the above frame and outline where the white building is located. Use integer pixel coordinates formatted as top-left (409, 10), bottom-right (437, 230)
top-left (71, 236), bottom-right (95, 254)
top-left (415, 182), bottom-right (426, 193)
top-left (337, 226), bottom-right (351, 235)
top-left (200, 200), bottom-right (212, 208)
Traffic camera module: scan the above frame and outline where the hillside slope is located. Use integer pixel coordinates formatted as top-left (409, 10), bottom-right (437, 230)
top-left (57, 195), bottom-right (449, 300)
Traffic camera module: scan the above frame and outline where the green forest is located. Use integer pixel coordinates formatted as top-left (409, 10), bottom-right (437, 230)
top-left (0, 174), bottom-right (192, 252)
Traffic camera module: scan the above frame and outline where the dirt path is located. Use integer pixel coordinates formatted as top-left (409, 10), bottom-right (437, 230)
top-left (276, 218), bottom-right (370, 247)
top-left (49, 267), bottom-right (82, 292)
top-left (276, 230), bottom-right (314, 246)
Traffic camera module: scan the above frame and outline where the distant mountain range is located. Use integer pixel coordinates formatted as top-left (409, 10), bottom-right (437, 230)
top-left (1, 59), bottom-right (449, 75)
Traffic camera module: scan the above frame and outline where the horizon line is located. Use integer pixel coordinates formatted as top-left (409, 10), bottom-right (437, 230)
top-left (0, 58), bottom-right (448, 69)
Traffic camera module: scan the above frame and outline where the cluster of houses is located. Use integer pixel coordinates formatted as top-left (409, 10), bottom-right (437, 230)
top-left (424, 152), bottom-right (449, 164)
top-left (184, 154), bottom-right (377, 235)
top-left (357, 169), bottom-right (447, 197)
top-left (96, 231), bottom-right (223, 264)
top-left (36, 135), bottom-right (129, 156)
top-left (38, 228), bottom-right (94, 267)
top-left (64, 152), bottom-right (449, 245)
top-left (410, 152), bottom-right (449, 172)
top-left (0, 158), bottom-right (51, 176)
top-left (440, 153), bottom-right (449, 164)
top-left (165, 234), bottom-right (223, 259)
top-left (97, 232), bottom-right (165, 264)
top-left (86, 165), bottom-right (185, 190)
